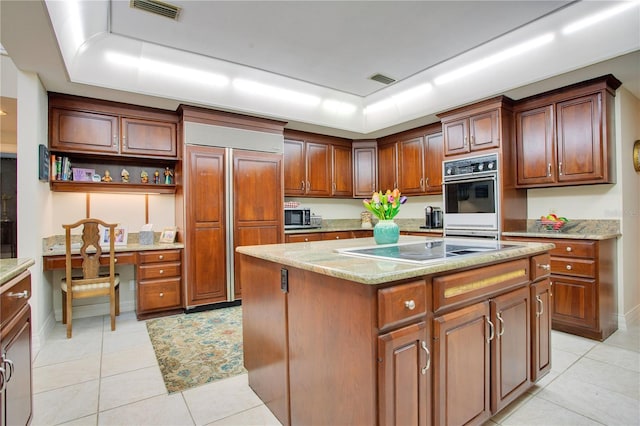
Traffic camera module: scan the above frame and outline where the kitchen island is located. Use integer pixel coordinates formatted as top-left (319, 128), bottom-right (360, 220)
top-left (237, 236), bottom-right (554, 426)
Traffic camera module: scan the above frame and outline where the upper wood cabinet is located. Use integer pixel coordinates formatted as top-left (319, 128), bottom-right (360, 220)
top-left (283, 130), bottom-right (352, 198)
top-left (49, 93), bottom-right (178, 159)
top-left (352, 140), bottom-right (377, 197)
top-left (514, 75), bottom-right (621, 188)
top-left (438, 96), bottom-right (512, 157)
top-left (377, 142), bottom-right (398, 192)
top-left (47, 93), bottom-right (179, 194)
top-left (331, 144), bottom-right (353, 197)
top-left (378, 123), bottom-right (443, 195)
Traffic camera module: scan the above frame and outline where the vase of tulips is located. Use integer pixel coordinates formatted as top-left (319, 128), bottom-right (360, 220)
top-left (363, 188), bottom-right (407, 245)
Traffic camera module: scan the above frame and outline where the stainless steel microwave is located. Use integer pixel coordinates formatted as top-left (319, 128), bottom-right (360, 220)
top-left (284, 208), bottom-right (313, 229)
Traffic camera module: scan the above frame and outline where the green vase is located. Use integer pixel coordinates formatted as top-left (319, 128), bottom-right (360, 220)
top-left (373, 220), bottom-right (399, 245)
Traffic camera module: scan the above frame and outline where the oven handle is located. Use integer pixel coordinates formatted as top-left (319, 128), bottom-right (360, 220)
top-left (443, 174), bottom-right (497, 184)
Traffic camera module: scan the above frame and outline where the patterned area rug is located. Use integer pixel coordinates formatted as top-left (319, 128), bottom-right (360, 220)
top-left (146, 305), bottom-right (246, 393)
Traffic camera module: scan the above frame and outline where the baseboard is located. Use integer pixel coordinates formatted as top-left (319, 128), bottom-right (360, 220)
top-left (185, 299), bottom-right (242, 314)
top-left (618, 303), bottom-right (640, 330)
top-left (31, 309), bottom-right (57, 360)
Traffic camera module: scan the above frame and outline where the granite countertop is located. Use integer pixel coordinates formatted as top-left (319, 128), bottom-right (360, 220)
top-left (43, 241), bottom-right (184, 257)
top-left (502, 219), bottom-right (620, 240)
top-left (0, 258), bottom-right (35, 284)
top-left (236, 235), bottom-right (554, 285)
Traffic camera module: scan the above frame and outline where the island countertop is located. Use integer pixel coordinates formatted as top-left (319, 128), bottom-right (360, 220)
top-left (236, 235), bottom-right (554, 285)
top-left (0, 258), bottom-right (35, 284)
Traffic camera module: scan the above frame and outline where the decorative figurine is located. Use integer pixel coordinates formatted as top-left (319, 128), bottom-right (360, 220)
top-left (164, 167), bottom-right (174, 184)
top-left (121, 169), bottom-right (130, 183)
top-left (141, 170), bottom-right (149, 184)
top-left (153, 170), bottom-right (160, 184)
top-left (102, 170), bottom-right (112, 182)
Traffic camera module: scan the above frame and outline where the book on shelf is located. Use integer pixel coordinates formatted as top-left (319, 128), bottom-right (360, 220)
top-left (51, 155), bottom-right (72, 181)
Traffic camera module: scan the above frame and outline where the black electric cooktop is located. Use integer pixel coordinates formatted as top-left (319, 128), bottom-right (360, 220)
top-left (336, 239), bottom-right (518, 264)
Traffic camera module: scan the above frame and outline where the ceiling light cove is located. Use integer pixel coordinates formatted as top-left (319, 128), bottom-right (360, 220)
top-left (104, 51), bottom-right (229, 87)
top-left (232, 79), bottom-right (321, 107)
top-left (562, 0), bottom-right (640, 35)
top-left (322, 100), bottom-right (358, 115)
top-left (364, 83), bottom-right (433, 115)
top-left (434, 33), bottom-right (555, 86)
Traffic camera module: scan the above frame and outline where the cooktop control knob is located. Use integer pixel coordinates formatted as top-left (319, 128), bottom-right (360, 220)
top-left (488, 162), bottom-right (494, 170)
top-left (446, 168), bottom-right (452, 175)
top-left (478, 163), bottom-right (484, 171)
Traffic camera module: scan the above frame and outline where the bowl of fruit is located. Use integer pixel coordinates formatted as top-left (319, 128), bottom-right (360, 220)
top-left (537, 214), bottom-right (568, 232)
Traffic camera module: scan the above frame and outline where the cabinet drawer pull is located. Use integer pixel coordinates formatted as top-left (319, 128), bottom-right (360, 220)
top-left (559, 161), bottom-right (563, 176)
top-left (547, 163), bottom-right (551, 177)
top-left (566, 265), bottom-right (572, 271)
top-left (7, 290), bottom-right (29, 299)
top-left (159, 292), bottom-right (164, 297)
top-left (421, 341), bottom-right (430, 374)
top-left (536, 295), bottom-right (544, 318)
top-left (486, 318), bottom-right (495, 343)
top-left (550, 281), bottom-right (553, 297)
top-left (2, 357), bottom-right (13, 383)
top-left (301, 181), bottom-right (305, 190)
top-left (159, 255), bottom-right (164, 260)
top-left (538, 264), bottom-right (550, 271)
top-left (496, 312), bottom-right (505, 337)
top-left (566, 247), bottom-right (573, 252)
top-left (0, 366), bottom-right (6, 394)
top-left (404, 300), bottom-right (416, 310)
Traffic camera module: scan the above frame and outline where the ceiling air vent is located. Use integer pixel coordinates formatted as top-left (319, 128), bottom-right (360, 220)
top-left (369, 73), bottom-right (396, 85)
top-left (130, 0), bottom-right (182, 20)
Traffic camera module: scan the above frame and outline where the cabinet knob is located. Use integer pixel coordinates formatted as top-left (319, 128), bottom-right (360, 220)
top-left (159, 292), bottom-right (164, 297)
top-left (335, 236), bottom-right (340, 239)
top-left (304, 238), bottom-right (309, 242)
top-left (404, 300), bottom-right (416, 310)
top-left (566, 265), bottom-right (572, 271)
top-left (159, 269), bottom-right (164, 274)
top-left (159, 255), bottom-right (164, 260)
top-left (114, 258), bottom-right (118, 263)
top-left (538, 264), bottom-right (550, 271)
top-left (566, 247), bottom-right (572, 252)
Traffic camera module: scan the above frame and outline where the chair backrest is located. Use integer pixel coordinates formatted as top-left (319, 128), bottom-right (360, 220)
top-left (63, 218), bottom-right (117, 288)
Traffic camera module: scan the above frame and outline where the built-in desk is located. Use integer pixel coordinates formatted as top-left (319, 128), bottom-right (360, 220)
top-left (43, 242), bottom-right (184, 319)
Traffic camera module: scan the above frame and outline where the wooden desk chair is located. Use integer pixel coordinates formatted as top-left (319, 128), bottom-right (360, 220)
top-left (61, 218), bottom-right (120, 338)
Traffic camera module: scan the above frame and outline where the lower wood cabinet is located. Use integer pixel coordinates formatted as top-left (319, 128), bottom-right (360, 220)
top-left (378, 321), bottom-right (430, 426)
top-left (504, 236), bottom-right (617, 341)
top-left (136, 249), bottom-right (183, 319)
top-left (284, 229), bottom-right (373, 243)
top-left (1, 270), bottom-right (33, 426)
top-left (433, 286), bottom-right (531, 426)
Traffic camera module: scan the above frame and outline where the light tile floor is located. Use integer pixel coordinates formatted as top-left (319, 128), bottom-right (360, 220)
top-left (32, 312), bottom-right (639, 426)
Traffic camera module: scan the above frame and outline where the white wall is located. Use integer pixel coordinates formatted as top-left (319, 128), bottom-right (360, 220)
top-left (616, 88), bottom-right (640, 326)
top-left (16, 70), bottom-right (52, 353)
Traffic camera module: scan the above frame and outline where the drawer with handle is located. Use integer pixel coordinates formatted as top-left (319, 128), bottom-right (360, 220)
top-left (378, 280), bottom-right (427, 330)
top-left (0, 270), bottom-right (31, 328)
top-left (551, 257), bottom-right (596, 278)
top-left (138, 262), bottom-right (181, 280)
top-left (550, 240), bottom-right (595, 259)
top-left (138, 277), bottom-right (182, 312)
top-left (531, 253), bottom-right (551, 281)
top-left (138, 250), bottom-right (181, 264)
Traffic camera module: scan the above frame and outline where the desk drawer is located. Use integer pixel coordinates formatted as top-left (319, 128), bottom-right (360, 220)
top-left (138, 262), bottom-right (181, 280)
top-left (138, 250), bottom-right (181, 264)
top-left (551, 257), bottom-right (595, 278)
top-left (550, 240), bottom-right (595, 259)
top-left (378, 280), bottom-right (426, 330)
top-left (43, 252), bottom-right (136, 270)
top-left (0, 271), bottom-right (31, 328)
top-left (138, 278), bottom-right (182, 312)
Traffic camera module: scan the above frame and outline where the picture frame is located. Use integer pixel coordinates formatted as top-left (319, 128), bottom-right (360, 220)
top-left (159, 227), bottom-right (177, 244)
top-left (99, 225), bottom-right (128, 246)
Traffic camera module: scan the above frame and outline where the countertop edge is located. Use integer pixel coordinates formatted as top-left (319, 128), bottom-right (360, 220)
top-left (502, 231), bottom-right (621, 240)
top-left (0, 258), bottom-right (36, 285)
top-left (42, 242), bottom-right (185, 257)
top-left (237, 237), bottom-right (555, 285)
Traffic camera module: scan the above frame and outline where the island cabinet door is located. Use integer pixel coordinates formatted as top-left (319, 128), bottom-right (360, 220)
top-left (378, 321), bottom-right (430, 426)
top-left (490, 287), bottom-right (531, 414)
top-left (433, 301), bottom-right (491, 426)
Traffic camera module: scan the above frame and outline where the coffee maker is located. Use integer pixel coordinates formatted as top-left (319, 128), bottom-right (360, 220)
top-left (424, 206), bottom-right (443, 229)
